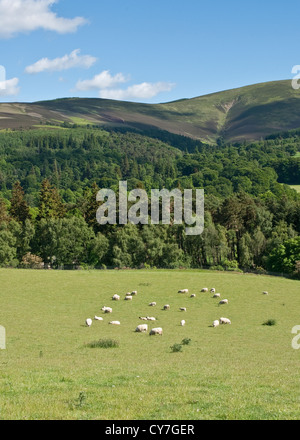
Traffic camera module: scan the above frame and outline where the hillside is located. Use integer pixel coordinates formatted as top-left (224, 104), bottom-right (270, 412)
top-left (1, 80), bottom-right (300, 143)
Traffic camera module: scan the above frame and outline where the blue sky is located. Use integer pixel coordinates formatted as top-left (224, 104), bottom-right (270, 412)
top-left (0, 0), bottom-right (299, 103)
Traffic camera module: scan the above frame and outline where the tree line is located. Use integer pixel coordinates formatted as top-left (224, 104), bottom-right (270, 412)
top-left (0, 127), bottom-right (299, 277)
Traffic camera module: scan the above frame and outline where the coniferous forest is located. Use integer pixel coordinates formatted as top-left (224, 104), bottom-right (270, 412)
top-left (0, 125), bottom-right (299, 277)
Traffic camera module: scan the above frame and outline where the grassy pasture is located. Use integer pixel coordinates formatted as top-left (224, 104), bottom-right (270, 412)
top-left (0, 269), bottom-right (299, 420)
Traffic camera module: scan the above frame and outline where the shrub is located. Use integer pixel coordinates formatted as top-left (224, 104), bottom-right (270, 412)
top-left (86, 338), bottom-right (119, 349)
top-left (262, 319), bottom-right (277, 326)
top-left (181, 338), bottom-right (192, 346)
top-left (170, 343), bottom-right (183, 353)
top-left (20, 253), bottom-right (43, 269)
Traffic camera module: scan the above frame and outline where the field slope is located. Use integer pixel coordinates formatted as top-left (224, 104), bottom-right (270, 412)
top-left (0, 269), bottom-right (299, 420)
top-left (1, 80), bottom-right (300, 143)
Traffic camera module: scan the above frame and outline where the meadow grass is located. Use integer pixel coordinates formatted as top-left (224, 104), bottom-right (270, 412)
top-left (0, 268), bottom-right (299, 420)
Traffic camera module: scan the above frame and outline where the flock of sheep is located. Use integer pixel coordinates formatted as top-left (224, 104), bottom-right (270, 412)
top-left (84, 286), bottom-right (236, 336)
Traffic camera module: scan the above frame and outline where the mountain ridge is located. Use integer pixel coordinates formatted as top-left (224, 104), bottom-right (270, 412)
top-left (1, 79), bottom-right (299, 144)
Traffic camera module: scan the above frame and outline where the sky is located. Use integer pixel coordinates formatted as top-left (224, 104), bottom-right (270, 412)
top-left (0, 0), bottom-right (300, 104)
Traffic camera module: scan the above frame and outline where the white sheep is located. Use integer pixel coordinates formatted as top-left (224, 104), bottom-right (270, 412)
top-left (131, 291), bottom-right (138, 296)
top-left (94, 316), bottom-right (104, 321)
top-left (190, 294), bottom-right (196, 298)
top-left (109, 321), bottom-right (120, 325)
top-left (112, 294), bottom-right (120, 301)
top-left (125, 295), bottom-right (133, 301)
top-left (85, 318), bottom-right (92, 327)
top-left (211, 288), bottom-right (216, 293)
top-left (163, 304), bottom-right (170, 310)
top-left (149, 302), bottom-right (157, 307)
top-left (102, 306), bottom-right (113, 313)
top-left (146, 317), bottom-right (156, 321)
top-left (135, 324), bottom-right (148, 333)
top-left (219, 299), bottom-right (228, 305)
top-left (213, 293), bottom-right (221, 298)
top-left (180, 320), bottom-right (186, 326)
top-left (178, 289), bottom-right (188, 293)
top-left (263, 291), bottom-right (269, 295)
top-left (201, 288), bottom-right (209, 292)
top-left (180, 307), bottom-right (187, 312)
top-left (149, 327), bottom-right (163, 336)
top-left (139, 316), bottom-right (148, 321)
top-left (220, 317), bottom-right (231, 325)
top-left (213, 320), bottom-right (220, 327)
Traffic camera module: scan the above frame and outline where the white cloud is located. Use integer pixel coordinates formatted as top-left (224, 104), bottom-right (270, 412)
top-left (0, 77), bottom-right (20, 96)
top-left (99, 81), bottom-right (176, 101)
top-left (25, 49), bottom-right (97, 74)
top-left (0, 0), bottom-right (87, 38)
top-left (75, 70), bottom-right (128, 91)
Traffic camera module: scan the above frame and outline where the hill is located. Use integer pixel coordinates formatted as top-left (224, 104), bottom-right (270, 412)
top-left (1, 80), bottom-right (300, 143)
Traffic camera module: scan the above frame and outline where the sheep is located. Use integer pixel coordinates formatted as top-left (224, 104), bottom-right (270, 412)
top-left (112, 294), bottom-right (120, 301)
top-left (94, 316), bottom-right (104, 321)
top-left (213, 293), bottom-right (221, 298)
top-left (135, 324), bottom-right (148, 333)
top-left (212, 320), bottom-right (220, 327)
top-left (190, 294), bottom-right (196, 298)
top-left (102, 306), bottom-right (113, 313)
top-left (211, 288), bottom-right (216, 293)
top-left (219, 299), bottom-right (228, 305)
top-left (149, 327), bottom-right (163, 336)
top-left (178, 289), bottom-right (188, 293)
top-left (180, 307), bottom-right (187, 312)
top-left (220, 317), bottom-right (231, 325)
top-left (146, 317), bottom-right (156, 321)
top-left (85, 318), bottom-right (92, 327)
top-left (201, 288), bottom-right (209, 292)
top-left (131, 291), bottom-right (138, 296)
top-left (263, 291), bottom-right (269, 295)
top-left (109, 321), bottom-right (120, 325)
top-left (163, 304), bottom-right (170, 310)
top-left (180, 320), bottom-right (186, 326)
top-left (149, 302), bottom-right (157, 307)
top-left (139, 317), bottom-right (148, 321)
top-left (125, 295), bottom-right (133, 301)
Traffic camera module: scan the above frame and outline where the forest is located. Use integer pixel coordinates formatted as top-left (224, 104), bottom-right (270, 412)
top-left (0, 125), bottom-right (299, 277)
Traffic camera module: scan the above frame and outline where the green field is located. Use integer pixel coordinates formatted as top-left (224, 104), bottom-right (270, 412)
top-left (0, 269), bottom-right (299, 420)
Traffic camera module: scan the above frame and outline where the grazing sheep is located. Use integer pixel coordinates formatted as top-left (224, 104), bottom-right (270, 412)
top-left (109, 321), bottom-right (120, 325)
top-left (263, 291), bottom-right (269, 295)
top-left (131, 291), bottom-right (138, 296)
top-left (149, 327), bottom-right (163, 336)
top-left (135, 324), bottom-right (148, 333)
top-left (181, 320), bottom-right (186, 326)
top-left (180, 307), bottom-right (187, 312)
top-left (125, 295), bottom-right (133, 301)
top-left (149, 302), bottom-right (157, 307)
top-left (85, 318), bottom-right (92, 327)
top-left (94, 316), bottom-right (104, 321)
top-left (146, 317), bottom-right (156, 321)
top-left (211, 288), bottom-right (216, 293)
top-left (213, 320), bottom-right (220, 327)
top-left (178, 289), bottom-right (188, 293)
top-left (219, 299), bottom-right (228, 305)
top-left (201, 288), bottom-right (209, 292)
top-left (163, 304), bottom-right (170, 310)
top-left (220, 317), bottom-right (231, 325)
top-left (139, 317), bottom-right (148, 321)
top-left (102, 306), bottom-right (113, 313)
top-left (112, 294), bottom-right (120, 301)
top-left (213, 293), bottom-right (221, 298)
top-left (190, 294), bottom-right (196, 298)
